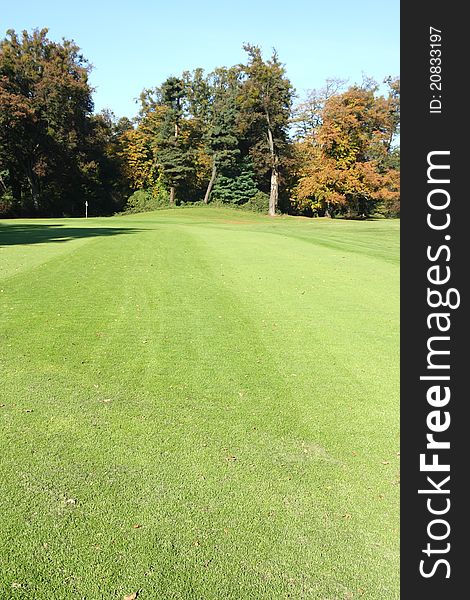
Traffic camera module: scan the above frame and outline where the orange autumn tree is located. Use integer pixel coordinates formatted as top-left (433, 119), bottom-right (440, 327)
top-left (119, 106), bottom-right (172, 192)
top-left (294, 81), bottom-right (400, 217)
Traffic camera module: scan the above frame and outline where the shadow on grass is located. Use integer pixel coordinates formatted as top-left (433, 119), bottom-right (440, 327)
top-left (0, 223), bottom-right (143, 247)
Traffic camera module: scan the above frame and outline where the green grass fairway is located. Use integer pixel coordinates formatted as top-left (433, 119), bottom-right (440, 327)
top-left (0, 207), bottom-right (399, 599)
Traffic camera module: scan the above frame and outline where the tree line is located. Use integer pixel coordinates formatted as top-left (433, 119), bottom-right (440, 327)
top-left (0, 29), bottom-right (400, 218)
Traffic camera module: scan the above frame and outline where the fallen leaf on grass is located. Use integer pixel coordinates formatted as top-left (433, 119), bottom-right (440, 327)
top-left (124, 593), bottom-right (138, 600)
top-left (132, 524), bottom-right (142, 529)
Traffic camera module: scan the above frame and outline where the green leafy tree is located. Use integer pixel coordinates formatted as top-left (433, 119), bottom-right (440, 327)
top-left (81, 110), bottom-right (132, 215)
top-left (238, 45), bottom-right (294, 215)
top-left (135, 74), bottom-right (209, 205)
top-left (0, 28), bottom-right (93, 213)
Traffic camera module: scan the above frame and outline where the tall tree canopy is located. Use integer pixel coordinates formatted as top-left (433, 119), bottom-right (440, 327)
top-left (201, 67), bottom-right (241, 204)
top-left (0, 28), bottom-right (129, 216)
top-left (238, 45), bottom-right (294, 215)
top-left (293, 80), bottom-right (400, 217)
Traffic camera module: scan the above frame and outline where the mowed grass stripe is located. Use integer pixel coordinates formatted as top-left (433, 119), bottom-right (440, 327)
top-left (0, 208), bottom-right (399, 599)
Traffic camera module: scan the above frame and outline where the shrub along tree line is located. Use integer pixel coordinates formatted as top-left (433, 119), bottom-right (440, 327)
top-left (0, 29), bottom-right (400, 218)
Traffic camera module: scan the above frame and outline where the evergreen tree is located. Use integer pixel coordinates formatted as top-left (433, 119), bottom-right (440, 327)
top-left (212, 157), bottom-right (258, 205)
top-left (203, 67), bottom-right (241, 204)
top-left (158, 77), bottom-right (188, 205)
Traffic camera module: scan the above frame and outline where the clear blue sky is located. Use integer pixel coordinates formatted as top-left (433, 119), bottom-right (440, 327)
top-left (2, 0), bottom-right (399, 119)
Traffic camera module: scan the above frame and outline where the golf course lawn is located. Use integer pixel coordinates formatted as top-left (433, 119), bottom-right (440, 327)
top-left (0, 207), bottom-right (399, 599)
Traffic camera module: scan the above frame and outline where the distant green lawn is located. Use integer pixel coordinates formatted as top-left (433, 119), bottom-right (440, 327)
top-left (0, 207), bottom-right (399, 599)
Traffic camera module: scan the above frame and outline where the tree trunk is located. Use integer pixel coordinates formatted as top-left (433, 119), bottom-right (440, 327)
top-left (0, 171), bottom-right (7, 193)
top-left (266, 125), bottom-right (278, 216)
top-left (25, 164), bottom-right (40, 213)
top-left (170, 118), bottom-right (178, 206)
top-left (203, 158), bottom-right (217, 204)
top-left (11, 176), bottom-right (22, 204)
top-left (269, 166), bottom-right (279, 216)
